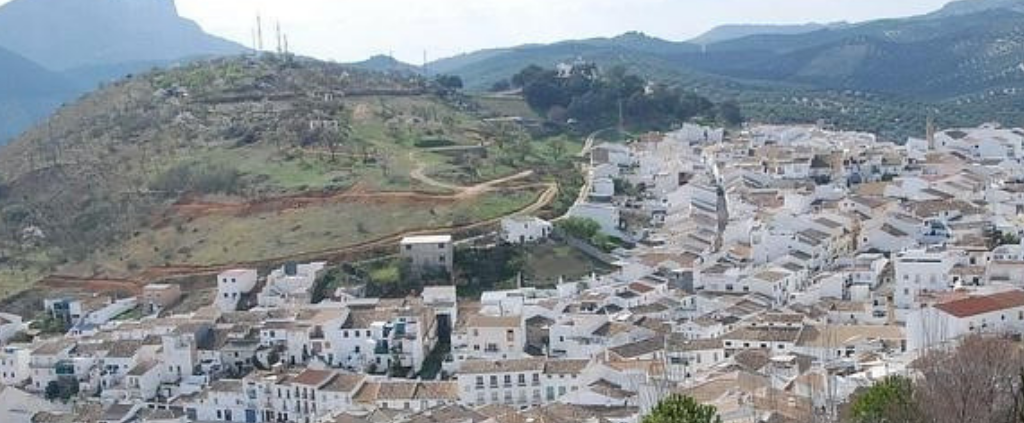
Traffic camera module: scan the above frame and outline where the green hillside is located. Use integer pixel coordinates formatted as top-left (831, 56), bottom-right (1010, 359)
top-left (0, 56), bottom-right (576, 296)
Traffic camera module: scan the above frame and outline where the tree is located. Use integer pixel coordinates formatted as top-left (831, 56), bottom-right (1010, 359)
top-left (556, 217), bottom-right (601, 241)
top-left (435, 74), bottom-right (464, 92)
top-left (850, 376), bottom-right (920, 423)
top-left (717, 100), bottom-right (744, 127)
top-left (915, 336), bottom-right (1021, 423)
top-left (490, 80), bottom-right (512, 92)
top-left (512, 65), bottom-right (546, 88)
top-left (549, 138), bottom-right (568, 163)
top-left (326, 107), bottom-right (353, 163)
top-left (44, 377), bottom-right (79, 402)
top-left (642, 395), bottom-right (721, 423)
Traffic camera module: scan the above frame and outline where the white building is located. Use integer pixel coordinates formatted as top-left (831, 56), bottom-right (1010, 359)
top-left (456, 358), bottom-right (590, 408)
top-left (908, 289), bottom-right (1024, 351)
top-left (400, 235), bottom-right (454, 277)
top-left (501, 217), bottom-right (553, 245)
top-left (216, 269), bottom-right (258, 312)
top-left (0, 344), bottom-right (31, 386)
top-left (257, 262), bottom-right (327, 308)
top-left (453, 314), bottom-right (525, 362)
top-left (894, 249), bottom-right (956, 321)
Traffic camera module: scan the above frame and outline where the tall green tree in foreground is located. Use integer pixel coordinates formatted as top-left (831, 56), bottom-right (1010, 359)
top-left (850, 375), bottom-right (920, 423)
top-left (642, 395), bottom-right (721, 423)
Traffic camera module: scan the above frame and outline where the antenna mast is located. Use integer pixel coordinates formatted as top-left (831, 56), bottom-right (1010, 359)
top-left (256, 14), bottom-right (264, 52)
top-left (276, 21), bottom-right (283, 55)
top-left (422, 50), bottom-right (429, 76)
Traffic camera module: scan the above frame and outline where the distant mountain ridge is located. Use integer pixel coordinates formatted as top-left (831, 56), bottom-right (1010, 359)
top-left (0, 0), bottom-right (245, 71)
top-left (924, 0), bottom-right (1024, 18)
top-left (427, 0), bottom-right (1024, 139)
top-left (0, 0), bottom-right (247, 144)
top-left (0, 46), bottom-right (77, 142)
top-left (689, 22), bottom-right (849, 45)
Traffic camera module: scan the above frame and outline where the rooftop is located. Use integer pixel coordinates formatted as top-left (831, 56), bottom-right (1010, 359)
top-left (401, 235), bottom-right (452, 245)
top-left (935, 290), bottom-right (1024, 318)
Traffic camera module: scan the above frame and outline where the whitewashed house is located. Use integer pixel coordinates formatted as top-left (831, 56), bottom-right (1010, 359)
top-left (501, 216), bottom-right (553, 245)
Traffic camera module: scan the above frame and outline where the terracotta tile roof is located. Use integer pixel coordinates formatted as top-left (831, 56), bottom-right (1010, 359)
top-left (935, 290), bottom-right (1024, 318)
top-left (291, 369), bottom-right (335, 387)
top-left (460, 358), bottom-right (545, 374)
top-left (628, 282), bottom-right (655, 294)
top-left (321, 373), bottom-right (365, 393)
top-left (544, 359), bottom-right (590, 375)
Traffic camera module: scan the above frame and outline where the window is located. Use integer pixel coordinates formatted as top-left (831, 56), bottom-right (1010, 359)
top-left (490, 376), bottom-right (498, 388)
top-left (518, 374), bottom-right (526, 386)
top-left (343, 331), bottom-right (349, 338)
top-left (476, 376), bottom-right (484, 387)
top-left (504, 375), bottom-right (512, 387)
top-left (354, 346), bottom-right (361, 354)
top-left (438, 243), bottom-right (446, 249)
top-left (506, 329), bottom-right (515, 342)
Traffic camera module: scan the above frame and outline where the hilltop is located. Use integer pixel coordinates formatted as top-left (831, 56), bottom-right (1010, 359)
top-left (688, 22), bottom-right (846, 45)
top-left (0, 56), bottom-right (575, 297)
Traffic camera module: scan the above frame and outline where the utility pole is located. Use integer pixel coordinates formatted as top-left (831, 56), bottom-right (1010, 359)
top-left (618, 98), bottom-right (625, 133)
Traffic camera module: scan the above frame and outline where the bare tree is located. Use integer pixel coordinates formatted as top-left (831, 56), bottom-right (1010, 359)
top-left (916, 335), bottom-right (1021, 423)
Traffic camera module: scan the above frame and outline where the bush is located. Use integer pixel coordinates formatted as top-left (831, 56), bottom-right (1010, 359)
top-left (45, 378), bottom-right (79, 402)
top-left (415, 138), bottom-right (456, 148)
top-left (556, 217), bottom-right (601, 240)
top-left (642, 394), bottom-right (721, 423)
top-left (150, 163), bottom-right (246, 195)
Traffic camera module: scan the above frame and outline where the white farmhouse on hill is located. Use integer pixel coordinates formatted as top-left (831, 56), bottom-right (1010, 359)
top-left (501, 216), bottom-right (553, 245)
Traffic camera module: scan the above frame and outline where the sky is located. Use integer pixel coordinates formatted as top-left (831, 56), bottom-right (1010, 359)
top-left (3, 0), bottom-right (955, 63)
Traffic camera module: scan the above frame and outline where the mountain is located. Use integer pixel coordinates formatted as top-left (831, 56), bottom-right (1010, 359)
top-left (429, 33), bottom-right (703, 91)
top-left (689, 23), bottom-right (847, 45)
top-left (0, 0), bottom-right (248, 144)
top-left (689, 9), bottom-right (1024, 99)
top-left (348, 55), bottom-right (423, 74)
top-left (0, 46), bottom-right (78, 142)
top-left (432, 0), bottom-right (1024, 139)
top-left (0, 0), bottom-right (246, 71)
top-left (924, 0), bottom-right (1024, 18)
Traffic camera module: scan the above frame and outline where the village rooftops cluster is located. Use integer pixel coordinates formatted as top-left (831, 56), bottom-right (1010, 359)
top-left (4, 122), bottom-right (1024, 422)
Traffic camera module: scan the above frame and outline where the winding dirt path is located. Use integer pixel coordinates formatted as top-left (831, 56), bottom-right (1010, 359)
top-left (51, 181), bottom-right (559, 288)
top-left (406, 151), bottom-right (535, 198)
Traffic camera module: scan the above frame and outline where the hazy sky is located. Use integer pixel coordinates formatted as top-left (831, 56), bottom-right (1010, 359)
top-left (3, 0), bottom-right (954, 63)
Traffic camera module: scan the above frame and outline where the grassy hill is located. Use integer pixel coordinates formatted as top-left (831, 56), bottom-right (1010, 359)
top-left (0, 56), bottom-right (577, 297)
